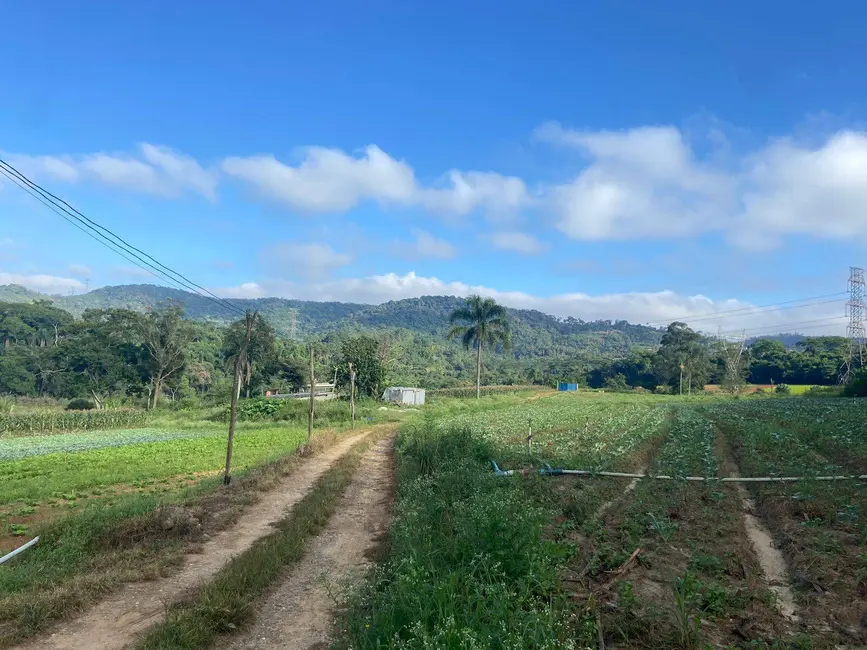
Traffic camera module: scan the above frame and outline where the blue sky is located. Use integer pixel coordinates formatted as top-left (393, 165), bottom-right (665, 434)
top-left (2, 0), bottom-right (866, 334)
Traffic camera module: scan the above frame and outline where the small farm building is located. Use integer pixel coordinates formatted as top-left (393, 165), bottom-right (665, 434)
top-left (558, 382), bottom-right (578, 391)
top-left (381, 386), bottom-right (426, 406)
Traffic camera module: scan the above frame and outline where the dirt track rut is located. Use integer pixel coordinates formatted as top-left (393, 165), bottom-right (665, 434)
top-left (12, 430), bottom-right (374, 650)
top-left (215, 434), bottom-right (395, 650)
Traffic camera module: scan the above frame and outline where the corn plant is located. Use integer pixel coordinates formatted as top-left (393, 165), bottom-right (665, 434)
top-left (0, 410), bottom-right (148, 436)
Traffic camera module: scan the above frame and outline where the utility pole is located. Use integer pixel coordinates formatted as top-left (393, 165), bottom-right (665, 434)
top-left (679, 362), bottom-right (684, 396)
top-left (224, 310), bottom-right (256, 485)
top-left (307, 342), bottom-right (315, 444)
top-left (840, 266), bottom-right (866, 384)
top-left (348, 362), bottom-right (356, 427)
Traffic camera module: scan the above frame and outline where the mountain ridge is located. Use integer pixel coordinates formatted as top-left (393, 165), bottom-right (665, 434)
top-left (0, 283), bottom-right (666, 357)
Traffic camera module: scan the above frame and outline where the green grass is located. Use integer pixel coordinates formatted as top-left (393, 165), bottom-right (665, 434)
top-left (133, 433), bottom-right (381, 650)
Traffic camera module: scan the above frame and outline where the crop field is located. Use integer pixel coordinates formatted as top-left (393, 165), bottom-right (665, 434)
top-left (341, 392), bottom-right (867, 649)
top-left (0, 419), bottom-right (334, 553)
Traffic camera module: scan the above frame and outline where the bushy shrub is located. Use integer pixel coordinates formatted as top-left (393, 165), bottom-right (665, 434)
top-left (66, 398), bottom-right (96, 411)
top-left (775, 384), bottom-right (791, 395)
top-left (806, 385), bottom-right (843, 398)
top-left (843, 368), bottom-right (867, 397)
top-left (603, 373), bottom-right (629, 392)
top-left (226, 397), bottom-right (282, 421)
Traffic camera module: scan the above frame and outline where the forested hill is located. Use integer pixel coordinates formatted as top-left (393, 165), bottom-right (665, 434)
top-left (0, 283), bottom-right (664, 357)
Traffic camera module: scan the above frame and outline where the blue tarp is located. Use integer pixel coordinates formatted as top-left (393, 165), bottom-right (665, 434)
top-left (558, 383), bottom-right (578, 391)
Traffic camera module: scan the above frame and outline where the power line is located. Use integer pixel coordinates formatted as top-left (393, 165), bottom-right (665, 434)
top-left (0, 157), bottom-right (245, 317)
top-left (644, 292), bottom-right (847, 327)
top-left (0, 157), bottom-right (244, 316)
top-left (717, 316), bottom-right (848, 338)
top-left (0, 166), bottom-right (184, 290)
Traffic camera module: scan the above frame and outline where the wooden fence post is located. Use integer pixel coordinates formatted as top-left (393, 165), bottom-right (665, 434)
top-left (307, 342), bottom-right (315, 444)
top-left (349, 362), bottom-right (356, 427)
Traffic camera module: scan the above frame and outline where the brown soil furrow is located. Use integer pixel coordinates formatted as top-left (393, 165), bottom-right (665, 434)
top-left (11, 430), bottom-right (375, 650)
top-left (215, 434), bottom-right (395, 650)
top-left (721, 446), bottom-right (798, 623)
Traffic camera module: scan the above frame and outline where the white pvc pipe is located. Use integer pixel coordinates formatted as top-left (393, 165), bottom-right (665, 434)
top-left (492, 462), bottom-right (867, 482)
top-left (0, 536), bottom-right (39, 565)
top-left (555, 469), bottom-right (867, 482)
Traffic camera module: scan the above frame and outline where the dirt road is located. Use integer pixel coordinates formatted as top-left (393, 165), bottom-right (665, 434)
top-left (215, 434), bottom-right (395, 650)
top-left (13, 430), bottom-right (376, 650)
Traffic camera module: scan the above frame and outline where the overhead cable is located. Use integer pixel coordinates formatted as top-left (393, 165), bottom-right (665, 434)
top-left (0, 157), bottom-right (245, 317)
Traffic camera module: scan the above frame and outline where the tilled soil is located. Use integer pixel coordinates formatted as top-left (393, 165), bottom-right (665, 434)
top-left (11, 430), bottom-right (375, 650)
top-left (215, 434), bottom-right (395, 650)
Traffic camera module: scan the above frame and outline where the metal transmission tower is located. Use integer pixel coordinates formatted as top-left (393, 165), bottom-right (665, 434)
top-left (840, 266), bottom-right (866, 384)
top-left (289, 309), bottom-right (298, 340)
top-left (718, 327), bottom-right (747, 392)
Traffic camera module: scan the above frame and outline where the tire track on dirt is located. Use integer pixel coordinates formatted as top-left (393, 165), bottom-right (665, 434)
top-left (719, 436), bottom-right (799, 623)
top-left (11, 429), bottom-right (378, 650)
top-left (215, 434), bottom-right (395, 650)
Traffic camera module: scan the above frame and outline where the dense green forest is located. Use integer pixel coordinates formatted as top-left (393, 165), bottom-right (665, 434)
top-left (0, 284), bottom-right (858, 406)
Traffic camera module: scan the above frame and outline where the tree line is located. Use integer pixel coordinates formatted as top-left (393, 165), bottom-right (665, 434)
top-left (0, 298), bottom-right (858, 407)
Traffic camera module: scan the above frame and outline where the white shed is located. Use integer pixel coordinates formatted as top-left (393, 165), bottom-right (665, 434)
top-left (381, 386), bottom-right (426, 406)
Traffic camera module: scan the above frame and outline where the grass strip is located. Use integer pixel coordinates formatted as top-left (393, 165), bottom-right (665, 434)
top-left (133, 432), bottom-right (381, 650)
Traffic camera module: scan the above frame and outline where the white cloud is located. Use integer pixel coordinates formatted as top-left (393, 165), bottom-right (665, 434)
top-left (537, 121), bottom-right (867, 247)
top-left (221, 146), bottom-right (528, 219)
top-left (222, 146), bottom-right (416, 212)
top-left (486, 231), bottom-right (547, 254)
top-left (7, 122), bottom-right (867, 249)
top-left (259, 242), bottom-right (352, 281)
top-left (536, 122), bottom-right (732, 240)
top-left (393, 230), bottom-right (456, 259)
top-left (738, 131), bottom-right (867, 242)
top-left (215, 271), bottom-right (845, 336)
top-left (218, 282), bottom-right (266, 298)
top-left (68, 264), bottom-right (92, 277)
top-left (420, 170), bottom-right (530, 220)
top-left (0, 272), bottom-right (85, 294)
top-left (4, 144), bottom-right (217, 200)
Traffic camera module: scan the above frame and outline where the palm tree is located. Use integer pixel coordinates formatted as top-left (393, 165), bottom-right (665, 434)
top-left (447, 295), bottom-right (511, 398)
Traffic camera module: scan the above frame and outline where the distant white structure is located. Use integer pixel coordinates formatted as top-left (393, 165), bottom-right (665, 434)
top-left (265, 382), bottom-right (337, 401)
top-left (381, 386), bottom-right (426, 406)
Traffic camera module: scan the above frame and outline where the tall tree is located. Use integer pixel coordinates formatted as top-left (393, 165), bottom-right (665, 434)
top-left (138, 304), bottom-right (193, 409)
top-left (337, 335), bottom-right (387, 397)
top-left (447, 295), bottom-right (511, 398)
top-left (747, 338), bottom-right (787, 384)
top-left (69, 309), bottom-right (146, 407)
top-left (653, 322), bottom-right (711, 393)
top-left (222, 313), bottom-right (277, 398)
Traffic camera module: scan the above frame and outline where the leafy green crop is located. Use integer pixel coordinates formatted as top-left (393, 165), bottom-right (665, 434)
top-left (0, 424), bottom-right (311, 505)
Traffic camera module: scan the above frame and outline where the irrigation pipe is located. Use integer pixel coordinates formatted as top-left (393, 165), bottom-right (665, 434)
top-left (490, 461), bottom-right (867, 483)
top-left (0, 536), bottom-right (39, 565)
